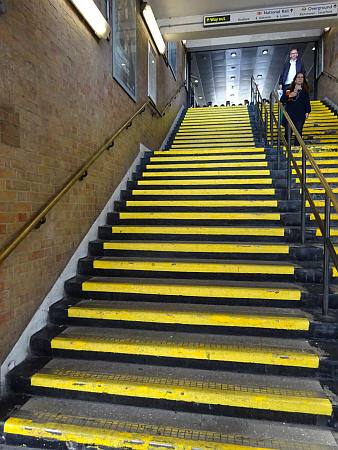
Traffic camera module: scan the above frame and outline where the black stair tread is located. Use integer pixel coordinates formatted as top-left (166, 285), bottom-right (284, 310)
top-left (52, 326), bottom-right (321, 355)
top-left (30, 358), bottom-right (331, 397)
top-left (79, 275), bottom-right (304, 291)
top-left (4, 397), bottom-right (337, 449)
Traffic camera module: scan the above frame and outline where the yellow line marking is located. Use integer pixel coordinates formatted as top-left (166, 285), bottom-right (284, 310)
top-left (150, 155), bottom-right (261, 162)
top-left (155, 148), bottom-right (264, 154)
top-left (30, 370), bottom-right (330, 415)
top-left (309, 187), bottom-right (338, 193)
top-left (132, 188), bottom-right (275, 195)
top-left (293, 167), bottom-right (338, 175)
top-left (171, 142), bottom-right (256, 148)
top-left (126, 200), bottom-right (277, 207)
top-left (82, 280), bottom-right (300, 300)
top-left (296, 177), bottom-right (338, 183)
top-left (293, 152), bottom-right (338, 158)
top-left (68, 304), bottom-right (309, 330)
top-left (316, 228), bottom-right (338, 236)
top-left (103, 242), bottom-right (290, 253)
top-left (119, 212), bottom-right (281, 220)
top-left (52, 334), bottom-right (317, 368)
top-left (93, 260), bottom-right (294, 275)
top-left (3, 417), bottom-right (282, 450)
top-left (151, 154), bottom-right (265, 162)
top-left (141, 170), bottom-right (271, 177)
top-left (110, 226), bottom-right (285, 236)
top-left (147, 162), bottom-right (268, 169)
top-left (138, 178), bottom-right (272, 185)
top-left (310, 213), bottom-right (338, 220)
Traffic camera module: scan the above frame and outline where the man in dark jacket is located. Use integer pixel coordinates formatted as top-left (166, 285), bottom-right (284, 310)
top-left (278, 48), bottom-right (306, 92)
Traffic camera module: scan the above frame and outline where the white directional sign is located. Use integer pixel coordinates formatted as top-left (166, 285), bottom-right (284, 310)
top-left (203, 2), bottom-right (337, 27)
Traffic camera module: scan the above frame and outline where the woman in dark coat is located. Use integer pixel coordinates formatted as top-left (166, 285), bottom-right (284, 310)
top-left (281, 72), bottom-right (311, 146)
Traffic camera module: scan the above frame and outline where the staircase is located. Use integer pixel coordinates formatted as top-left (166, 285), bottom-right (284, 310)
top-left (2, 104), bottom-right (338, 449)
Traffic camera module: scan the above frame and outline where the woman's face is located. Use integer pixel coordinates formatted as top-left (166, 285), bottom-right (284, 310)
top-left (295, 73), bottom-right (304, 85)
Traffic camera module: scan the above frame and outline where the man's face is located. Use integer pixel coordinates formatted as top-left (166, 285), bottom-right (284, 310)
top-left (290, 50), bottom-right (298, 60)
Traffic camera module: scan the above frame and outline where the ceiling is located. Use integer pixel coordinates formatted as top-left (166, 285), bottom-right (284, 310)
top-left (147, 1), bottom-right (337, 105)
top-left (191, 42), bottom-right (315, 106)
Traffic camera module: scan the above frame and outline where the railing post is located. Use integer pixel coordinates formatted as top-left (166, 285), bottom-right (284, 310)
top-left (277, 101), bottom-right (281, 170)
top-left (323, 195), bottom-right (331, 316)
top-left (287, 124), bottom-right (292, 200)
top-left (269, 93), bottom-right (274, 147)
top-left (301, 148), bottom-right (306, 244)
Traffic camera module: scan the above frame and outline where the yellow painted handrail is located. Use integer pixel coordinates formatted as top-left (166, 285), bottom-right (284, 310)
top-left (0, 84), bottom-right (186, 264)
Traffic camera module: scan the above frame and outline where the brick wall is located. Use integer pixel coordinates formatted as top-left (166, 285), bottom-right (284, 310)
top-left (0, 0), bottom-right (186, 365)
top-left (317, 27), bottom-right (338, 105)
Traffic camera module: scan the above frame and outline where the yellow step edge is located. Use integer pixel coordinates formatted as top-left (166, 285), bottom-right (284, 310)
top-left (119, 212), bottom-right (281, 221)
top-left (150, 155), bottom-right (260, 162)
top-left (138, 178), bottom-right (273, 185)
top-left (171, 143), bottom-right (255, 148)
top-left (159, 155), bottom-right (264, 161)
top-left (52, 334), bottom-right (317, 368)
top-left (309, 187), bottom-right (338, 193)
top-left (3, 416), bottom-right (282, 450)
top-left (93, 259), bottom-right (293, 275)
top-left (126, 200), bottom-right (277, 207)
top-left (154, 148), bottom-right (264, 154)
top-left (293, 152), bottom-right (338, 158)
top-left (110, 226), bottom-right (285, 237)
top-left (68, 304), bottom-right (308, 330)
top-left (30, 370), bottom-right (331, 415)
top-left (132, 188), bottom-right (275, 195)
top-left (82, 280), bottom-right (300, 300)
top-left (175, 132), bottom-right (255, 137)
top-left (310, 213), bottom-right (338, 220)
top-left (141, 170), bottom-right (271, 177)
top-left (296, 178), bottom-right (338, 184)
top-left (103, 242), bottom-right (290, 254)
top-left (293, 168), bottom-right (338, 175)
top-left (316, 228), bottom-right (338, 236)
top-left (147, 162), bottom-right (268, 169)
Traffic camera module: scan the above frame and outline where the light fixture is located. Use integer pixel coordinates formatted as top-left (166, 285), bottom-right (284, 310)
top-left (262, 49), bottom-right (268, 55)
top-left (231, 52), bottom-right (237, 57)
top-left (142, 3), bottom-right (166, 54)
top-left (198, 96), bottom-right (203, 100)
top-left (230, 76), bottom-right (236, 80)
top-left (312, 46), bottom-right (316, 51)
top-left (69, 0), bottom-right (111, 39)
top-left (182, 40), bottom-right (187, 45)
top-left (257, 74), bottom-right (262, 79)
top-left (194, 79), bottom-right (199, 84)
top-left (324, 27), bottom-right (331, 32)
top-left (231, 66), bottom-right (236, 69)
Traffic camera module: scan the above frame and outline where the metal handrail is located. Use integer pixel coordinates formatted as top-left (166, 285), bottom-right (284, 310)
top-left (320, 71), bottom-right (338, 82)
top-left (251, 76), bottom-right (338, 314)
top-left (0, 84), bottom-right (186, 264)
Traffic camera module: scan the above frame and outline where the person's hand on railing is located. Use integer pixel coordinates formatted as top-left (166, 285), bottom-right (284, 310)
top-left (305, 113), bottom-right (309, 119)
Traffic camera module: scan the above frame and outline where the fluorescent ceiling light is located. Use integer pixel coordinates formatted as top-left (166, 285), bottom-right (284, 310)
top-left (312, 46), bottom-right (316, 51)
top-left (69, 0), bottom-right (111, 39)
top-left (182, 40), bottom-right (187, 45)
top-left (324, 27), bottom-right (331, 32)
top-left (194, 79), bottom-right (199, 83)
top-left (231, 52), bottom-right (237, 57)
top-left (262, 49), bottom-right (268, 55)
top-left (142, 3), bottom-right (166, 54)
top-left (230, 76), bottom-right (235, 80)
top-left (198, 96), bottom-right (203, 99)
top-left (257, 74), bottom-right (262, 79)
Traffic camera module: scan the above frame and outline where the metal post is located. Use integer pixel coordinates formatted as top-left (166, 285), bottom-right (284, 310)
top-left (323, 195), bottom-right (331, 316)
top-left (269, 93), bottom-right (274, 147)
top-left (301, 148), bottom-right (306, 244)
top-left (277, 102), bottom-right (281, 170)
top-left (287, 124), bottom-right (292, 200)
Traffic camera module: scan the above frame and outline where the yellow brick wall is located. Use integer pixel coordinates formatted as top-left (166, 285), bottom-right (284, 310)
top-left (0, 0), bottom-right (186, 364)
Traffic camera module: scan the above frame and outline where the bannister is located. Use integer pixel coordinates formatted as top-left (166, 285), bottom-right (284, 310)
top-left (319, 71), bottom-right (338, 83)
top-left (252, 76), bottom-right (338, 315)
top-left (0, 83), bottom-right (186, 264)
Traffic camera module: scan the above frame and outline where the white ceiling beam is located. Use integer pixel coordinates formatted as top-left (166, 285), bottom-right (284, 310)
top-left (186, 29), bottom-right (322, 51)
top-left (158, 15), bottom-right (336, 41)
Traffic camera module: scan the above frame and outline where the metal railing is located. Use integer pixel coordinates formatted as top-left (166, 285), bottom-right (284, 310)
top-left (319, 71), bottom-right (338, 83)
top-left (0, 84), bottom-right (186, 265)
top-left (251, 76), bottom-right (338, 315)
